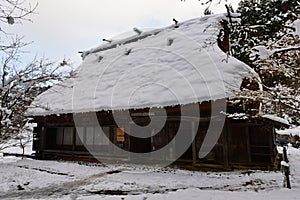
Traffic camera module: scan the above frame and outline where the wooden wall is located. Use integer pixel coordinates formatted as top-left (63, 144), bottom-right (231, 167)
top-left (31, 101), bottom-right (277, 169)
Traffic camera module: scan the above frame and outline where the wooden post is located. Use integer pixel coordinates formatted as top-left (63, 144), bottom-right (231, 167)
top-left (270, 127), bottom-right (275, 164)
top-left (192, 121), bottom-right (197, 165)
top-left (283, 146), bottom-right (289, 162)
top-left (282, 146), bottom-right (291, 189)
top-left (245, 124), bottom-right (252, 163)
top-left (284, 166), bottom-right (291, 189)
top-left (40, 121), bottom-right (47, 159)
top-left (72, 127), bottom-right (76, 159)
top-left (223, 120), bottom-right (229, 169)
top-left (226, 119), bottom-right (232, 165)
top-left (126, 124), bottom-right (130, 161)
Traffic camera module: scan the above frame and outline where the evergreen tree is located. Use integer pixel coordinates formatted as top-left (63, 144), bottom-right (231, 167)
top-left (230, 0), bottom-right (300, 124)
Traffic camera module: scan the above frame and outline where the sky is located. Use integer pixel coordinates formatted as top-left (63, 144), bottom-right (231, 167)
top-left (10, 0), bottom-right (240, 67)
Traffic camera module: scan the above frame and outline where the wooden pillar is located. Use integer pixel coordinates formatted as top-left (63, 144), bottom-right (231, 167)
top-left (222, 120), bottom-right (229, 168)
top-left (192, 121), bottom-right (197, 165)
top-left (72, 127), bottom-right (76, 158)
top-left (245, 123), bottom-right (252, 163)
top-left (270, 127), bottom-right (275, 164)
top-left (125, 123), bottom-right (130, 161)
top-left (40, 124), bottom-right (46, 159)
top-left (282, 146), bottom-right (291, 189)
top-left (226, 119), bottom-right (232, 165)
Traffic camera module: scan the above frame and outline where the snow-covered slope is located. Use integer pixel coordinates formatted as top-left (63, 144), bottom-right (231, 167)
top-left (27, 14), bottom-right (258, 116)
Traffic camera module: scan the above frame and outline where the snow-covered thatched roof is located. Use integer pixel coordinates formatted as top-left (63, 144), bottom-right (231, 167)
top-left (262, 114), bottom-right (289, 128)
top-left (27, 14), bottom-right (260, 116)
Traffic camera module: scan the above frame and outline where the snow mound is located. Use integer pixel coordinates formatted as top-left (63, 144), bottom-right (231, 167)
top-left (27, 14), bottom-right (259, 116)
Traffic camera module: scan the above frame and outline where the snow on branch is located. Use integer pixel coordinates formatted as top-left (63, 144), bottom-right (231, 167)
top-left (272, 46), bottom-right (300, 55)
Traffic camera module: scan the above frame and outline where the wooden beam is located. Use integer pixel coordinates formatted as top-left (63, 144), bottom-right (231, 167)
top-left (270, 128), bottom-right (275, 164)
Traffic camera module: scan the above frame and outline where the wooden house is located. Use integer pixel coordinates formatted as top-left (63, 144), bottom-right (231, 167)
top-left (27, 14), bottom-right (288, 169)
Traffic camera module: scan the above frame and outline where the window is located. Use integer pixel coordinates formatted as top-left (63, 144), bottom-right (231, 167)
top-left (94, 126), bottom-right (110, 145)
top-left (56, 128), bottom-right (63, 145)
top-left (64, 127), bottom-right (73, 145)
top-left (56, 126), bottom-right (110, 147)
top-left (56, 127), bottom-right (74, 146)
top-left (85, 126), bottom-right (110, 146)
top-left (75, 127), bottom-right (84, 146)
top-left (86, 127), bottom-right (94, 145)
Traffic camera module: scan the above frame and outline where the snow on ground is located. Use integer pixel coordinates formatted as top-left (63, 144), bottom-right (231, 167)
top-left (0, 124), bottom-right (36, 156)
top-left (0, 147), bottom-right (300, 199)
top-left (0, 141), bottom-right (33, 156)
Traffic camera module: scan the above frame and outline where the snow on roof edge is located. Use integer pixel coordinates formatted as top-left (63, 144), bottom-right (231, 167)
top-left (27, 98), bottom-right (223, 117)
top-left (262, 114), bottom-right (289, 126)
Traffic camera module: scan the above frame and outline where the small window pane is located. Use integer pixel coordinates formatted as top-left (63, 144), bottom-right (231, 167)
top-left (94, 126), bottom-right (102, 146)
top-left (86, 127), bottom-right (94, 145)
top-left (56, 128), bottom-right (63, 145)
top-left (102, 126), bottom-right (110, 145)
top-left (94, 126), bottom-right (110, 146)
top-left (94, 126), bottom-right (109, 145)
top-left (64, 127), bottom-right (73, 145)
top-left (76, 127), bottom-right (84, 146)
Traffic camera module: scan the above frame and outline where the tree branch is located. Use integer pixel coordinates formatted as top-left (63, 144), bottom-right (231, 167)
top-left (272, 46), bottom-right (300, 55)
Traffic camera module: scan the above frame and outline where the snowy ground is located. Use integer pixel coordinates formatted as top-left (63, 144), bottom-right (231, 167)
top-left (0, 147), bottom-right (300, 200)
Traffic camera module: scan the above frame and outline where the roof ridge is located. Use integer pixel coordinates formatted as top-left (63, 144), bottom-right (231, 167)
top-left (81, 14), bottom-right (224, 59)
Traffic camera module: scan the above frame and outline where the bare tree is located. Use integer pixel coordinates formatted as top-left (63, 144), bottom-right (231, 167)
top-left (0, 0), bottom-right (37, 52)
top-left (0, 0), bottom-right (73, 154)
